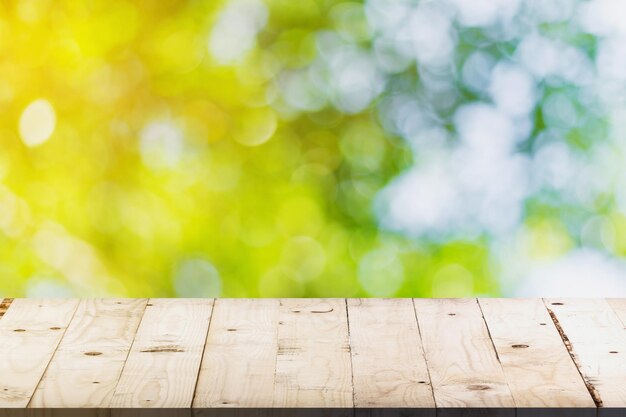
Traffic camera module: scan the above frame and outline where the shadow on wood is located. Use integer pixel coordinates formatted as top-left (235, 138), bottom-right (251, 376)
top-left (517, 408), bottom-right (596, 417)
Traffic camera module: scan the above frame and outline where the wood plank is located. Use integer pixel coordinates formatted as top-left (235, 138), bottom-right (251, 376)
top-left (607, 298), bottom-right (626, 329)
top-left (479, 298), bottom-right (595, 417)
top-left (0, 299), bottom-right (79, 408)
top-left (28, 299), bottom-right (147, 408)
top-left (546, 298), bottom-right (626, 409)
top-left (608, 296), bottom-right (626, 417)
top-left (1, 297), bottom-right (624, 415)
top-left (273, 298), bottom-right (352, 412)
top-left (413, 298), bottom-right (515, 414)
top-left (110, 298), bottom-right (213, 413)
top-left (193, 298), bottom-right (279, 408)
top-left (347, 298), bottom-right (434, 411)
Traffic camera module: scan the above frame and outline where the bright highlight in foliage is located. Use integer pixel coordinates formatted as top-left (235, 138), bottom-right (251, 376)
top-left (19, 99), bottom-right (56, 147)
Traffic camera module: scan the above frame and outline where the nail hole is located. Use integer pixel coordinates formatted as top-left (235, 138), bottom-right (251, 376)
top-left (448, 313), bottom-right (456, 316)
top-left (551, 302), bottom-right (564, 306)
top-left (13, 329), bottom-right (25, 332)
top-left (539, 323), bottom-right (547, 326)
top-left (50, 327), bottom-right (61, 330)
top-left (147, 303), bottom-right (153, 306)
top-left (221, 401), bottom-right (229, 405)
top-left (84, 351), bottom-right (102, 356)
top-left (417, 381), bottom-right (427, 384)
top-left (610, 351), bottom-right (618, 354)
top-left (93, 381), bottom-right (100, 384)
top-left (512, 344), bottom-right (529, 349)
top-left (278, 321), bottom-right (284, 325)
top-left (227, 328), bottom-right (237, 332)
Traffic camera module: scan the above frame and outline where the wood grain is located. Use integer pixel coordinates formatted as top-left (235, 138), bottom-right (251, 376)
top-left (607, 298), bottom-right (626, 329)
top-left (546, 298), bottom-right (626, 408)
top-left (0, 299), bottom-right (79, 408)
top-left (347, 298), bottom-right (434, 410)
top-left (110, 298), bottom-right (213, 413)
top-left (28, 299), bottom-right (147, 408)
top-left (479, 298), bottom-right (594, 417)
top-left (413, 298), bottom-right (515, 414)
top-left (273, 298), bottom-right (353, 411)
top-left (193, 298), bottom-right (279, 408)
top-left (2, 297), bottom-right (624, 414)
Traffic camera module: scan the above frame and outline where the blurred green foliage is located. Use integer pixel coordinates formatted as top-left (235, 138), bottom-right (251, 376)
top-left (1, 0), bottom-right (622, 297)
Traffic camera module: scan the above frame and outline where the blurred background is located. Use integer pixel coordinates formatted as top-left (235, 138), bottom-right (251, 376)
top-left (1, 0), bottom-right (626, 298)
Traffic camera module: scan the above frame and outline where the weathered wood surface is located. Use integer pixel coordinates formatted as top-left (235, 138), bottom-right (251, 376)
top-left (110, 298), bottom-right (213, 413)
top-left (0, 299), bottom-right (79, 408)
top-left (29, 299), bottom-right (147, 408)
top-left (348, 298), bottom-right (434, 409)
top-left (0, 297), bottom-right (623, 416)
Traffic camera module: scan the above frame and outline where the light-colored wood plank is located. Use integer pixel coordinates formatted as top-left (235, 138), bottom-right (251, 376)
top-left (347, 298), bottom-right (434, 410)
top-left (607, 295), bottom-right (626, 415)
top-left (28, 299), bottom-right (147, 408)
top-left (0, 299), bottom-right (79, 408)
top-left (193, 298), bottom-right (279, 408)
top-left (413, 298), bottom-right (515, 412)
top-left (607, 298), bottom-right (626, 329)
top-left (546, 298), bottom-right (626, 408)
top-left (479, 299), bottom-right (595, 416)
top-left (110, 298), bottom-right (213, 411)
top-left (2, 297), bottom-right (625, 414)
top-left (273, 298), bottom-right (353, 411)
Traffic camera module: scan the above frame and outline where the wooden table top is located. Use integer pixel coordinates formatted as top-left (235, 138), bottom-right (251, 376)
top-left (0, 298), bottom-right (624, 417)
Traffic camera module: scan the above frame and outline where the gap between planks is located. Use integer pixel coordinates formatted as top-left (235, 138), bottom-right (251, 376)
top-left (544, 301), bottom-right (603, 408)
top-left (0, 298), bottom-right (13, 319)
top-left (546, 298), bottom-right (626, 413)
